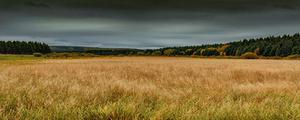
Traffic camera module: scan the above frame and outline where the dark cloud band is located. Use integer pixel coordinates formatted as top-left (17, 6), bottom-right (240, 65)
top-left (1, 0), bottom-right (300, 11)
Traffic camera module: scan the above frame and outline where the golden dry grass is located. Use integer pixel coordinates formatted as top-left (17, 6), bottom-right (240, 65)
top-left (0, 57), bottom-right (300, 119)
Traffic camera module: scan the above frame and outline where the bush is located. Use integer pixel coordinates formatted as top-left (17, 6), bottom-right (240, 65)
top-left (201, 48), bottom-right (219, 56)
top-left (192, 49), bottom-right (202, 56)
top-left (185, 49), bottom-right (194, 55)
top-left (151, 51), bottom-right (162, 56)
top-left (45, 52), bottom-right (96, 58)
top-left (241, 52), bottom-right (259, 59)
top-left (33, 53), bottom-right (43, 57)
top-left (286, 54), bottom-right (300, 59)
top-left (163, 49), bottom-right (176, 56)
top-left (136, 52), bottom-right (145, 56)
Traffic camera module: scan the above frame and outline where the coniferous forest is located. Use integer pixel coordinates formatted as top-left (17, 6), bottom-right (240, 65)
top-left (86, 33), bottom-right (300, 57)
top-left (139, 33), bottom-right (300, 57)
top-left (0, 41), bottom-right (51, 54)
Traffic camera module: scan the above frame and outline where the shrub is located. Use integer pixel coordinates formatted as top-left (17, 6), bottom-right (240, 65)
top-left (192, 49), bottom-right (202, 56)
top-left (286, 54), bottom-right (300, 59)
top-left (241, 52), bottom-right (259, 59)
top-left (151, 51), bottom-right (162, 56)
top-left (217, 45), bottom-right (230, 56)
top-left (185, 49), bottom-right (194, 55)
top-left (33, 53), bottom-right (43, 57)
top-left (44, 52), bottom-right (96, 58)
top-left (163, 49), bottom-right (176, 56)
top-left (137, 52), bottom-right (145, 56)
top-left (201, 48), bottom-right (219, 56)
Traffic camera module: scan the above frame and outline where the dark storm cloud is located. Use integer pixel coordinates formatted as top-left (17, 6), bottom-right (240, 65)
top-left (0, 0), bottom-right (300, 48)
top-left (1, 0), bottom-right (300, 11)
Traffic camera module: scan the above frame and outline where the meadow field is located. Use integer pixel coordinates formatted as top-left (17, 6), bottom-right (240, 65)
top-left (0, 57), bottom-right (300, 119)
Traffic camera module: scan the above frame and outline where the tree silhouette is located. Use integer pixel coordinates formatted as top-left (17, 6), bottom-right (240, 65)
top-left (0, 41), bottom-right (51, 54)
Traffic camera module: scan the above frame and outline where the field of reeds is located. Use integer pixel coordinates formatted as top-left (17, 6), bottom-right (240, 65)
top-left (0, 57), bottom-right (300, 119)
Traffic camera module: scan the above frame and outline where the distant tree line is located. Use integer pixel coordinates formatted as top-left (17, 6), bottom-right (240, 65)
top-left (85, 49), bottom-right (143, 55)
top-left (0, 41), bottom-right (51, 54)
top-left (141, 33), bottom-right (300, 57)
top-left (87, 33), bottom-right (300, 57)
top-left (3, 33), bottom-right (300, 57)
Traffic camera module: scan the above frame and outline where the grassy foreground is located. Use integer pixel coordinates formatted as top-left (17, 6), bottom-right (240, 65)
top-left (0, 57), bottom-right (300, 119)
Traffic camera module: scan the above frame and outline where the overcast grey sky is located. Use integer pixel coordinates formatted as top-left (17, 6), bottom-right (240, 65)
top-left (0, 0), bottom-right (300, 48)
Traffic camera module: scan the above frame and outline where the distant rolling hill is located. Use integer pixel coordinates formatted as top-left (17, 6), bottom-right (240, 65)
top-left (50, 46), bottom-right (98, 52)
top-left (50, 46), bottom-right (144, 55)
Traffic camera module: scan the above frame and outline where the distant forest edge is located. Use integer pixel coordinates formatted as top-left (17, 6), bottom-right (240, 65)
top-left (1, 33), bottom-right (300, 58)
top-left (154, 33), bottom-right (300, 57)
top-left (0, 41), bottom-right (51, 54)
top-left (57, 33), bottom-right (300, 57)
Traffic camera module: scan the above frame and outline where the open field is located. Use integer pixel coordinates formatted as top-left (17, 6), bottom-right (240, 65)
top-left (0, 54), bottom-right (41, 61)
top-left (1, 57), bottom-right (300, 119)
